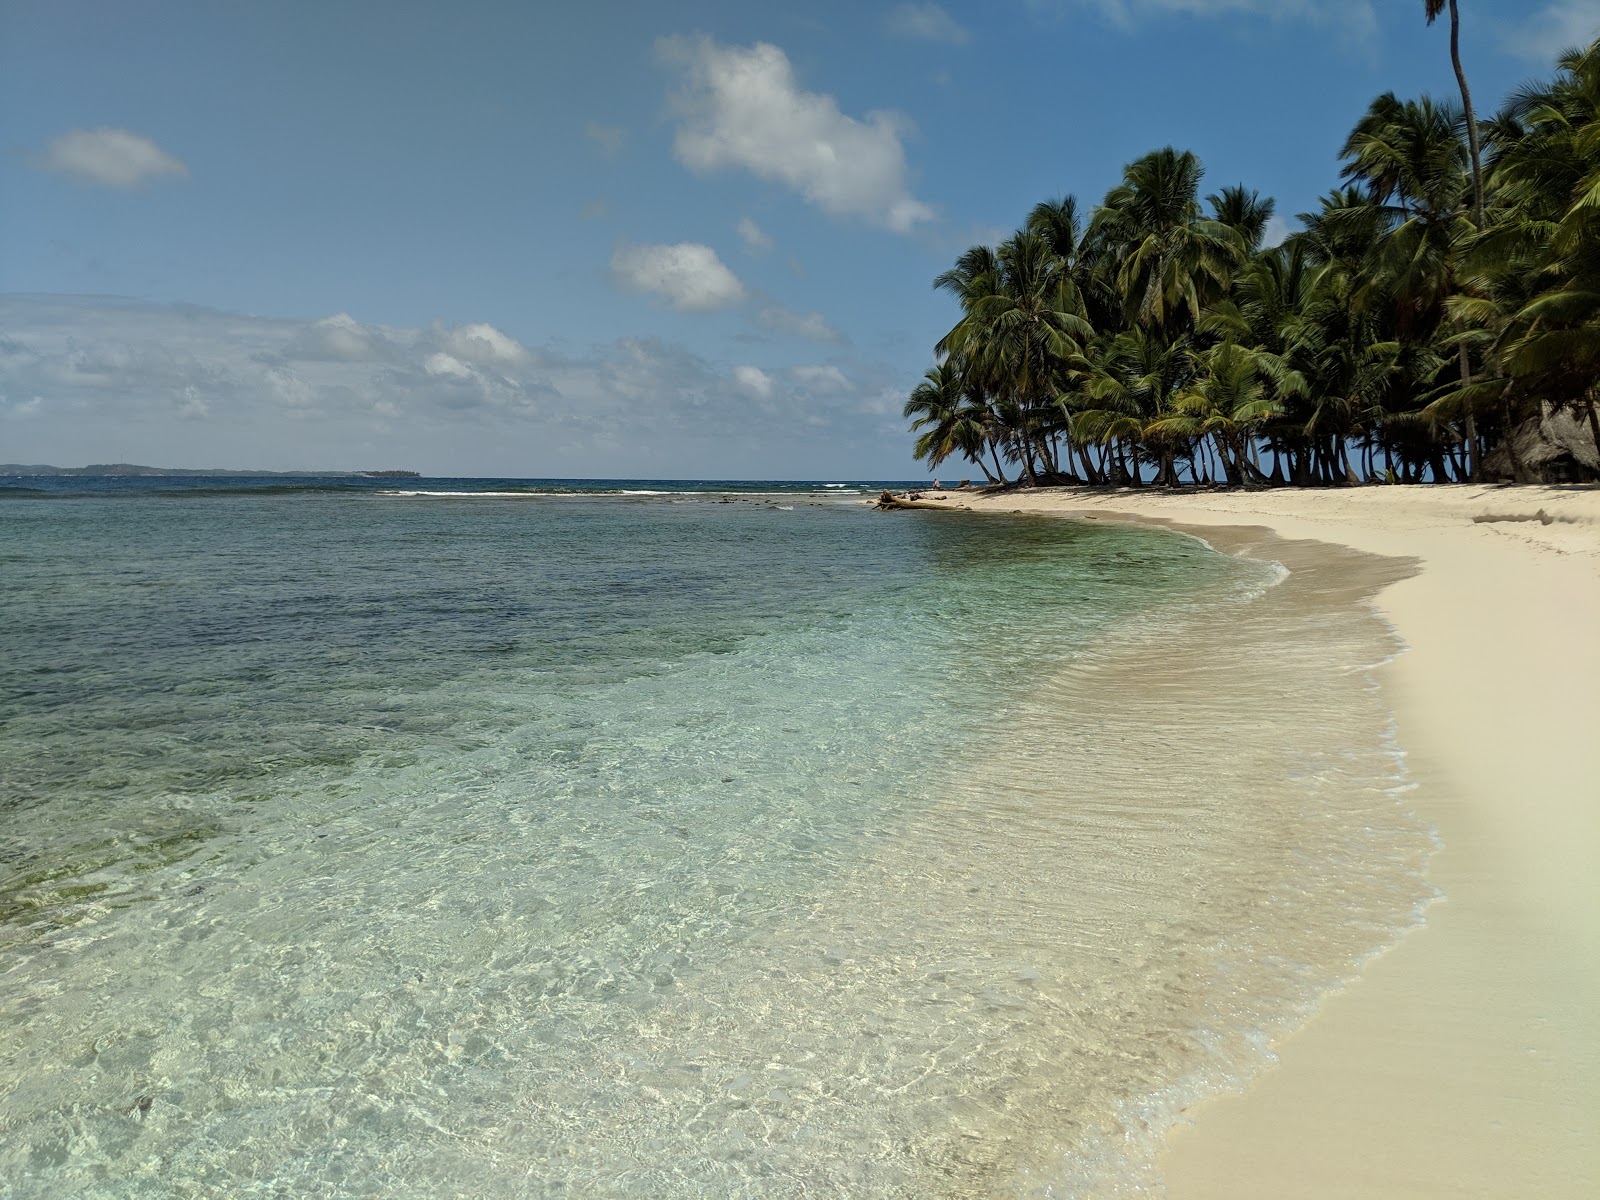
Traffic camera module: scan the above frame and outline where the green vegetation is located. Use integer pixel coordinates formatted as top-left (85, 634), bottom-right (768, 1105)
top-left (909, 30), bottom-right (1600, 487)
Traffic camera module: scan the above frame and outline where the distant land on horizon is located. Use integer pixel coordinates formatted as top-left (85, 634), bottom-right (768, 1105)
top-left (0, 464), bottom-right (421, 478)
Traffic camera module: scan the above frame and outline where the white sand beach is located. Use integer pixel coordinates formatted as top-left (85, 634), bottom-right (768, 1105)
top-left (908, 484), bottom-right (1600, 1197)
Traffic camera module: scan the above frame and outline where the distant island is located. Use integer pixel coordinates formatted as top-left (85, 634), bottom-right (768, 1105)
top-left (0, 464), bottom-right (420, 478)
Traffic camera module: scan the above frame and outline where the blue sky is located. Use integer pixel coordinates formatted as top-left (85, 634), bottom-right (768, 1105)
top-left (1, 0), bottom-right (1594, 477)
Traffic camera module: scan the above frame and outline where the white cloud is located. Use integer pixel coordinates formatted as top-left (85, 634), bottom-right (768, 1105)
top-left (424, 352), bottom-right (474, 379)
top-left (36, 128), bottom-right (189, 189)
top-left (733, 365), bottom-right (776, 398)
top-left (1505, 1), bottom-right (1600, 62)
top-left (0, 297), bottom-right (910, 475)
top-left (610, 241), bottom-right (747, 312)
top-left (584, 121), bottom-right (627, 157)
top-left (604, 237), bottom-right (841, 340)
top-left (757, 305), bottom-right (845, 344)
top-left (737, 216), bottom-right (775, 251)
top-left (886, 3), bottom-right (971, 45)
top-left (1262, 214), bottom-right (1294, 249)
top-left (433, 321), bottom-right (533, 365)
top-left (659, 36), bottom-right (935, 233)
top-left (1039, 0), bottom-right (1375, 39)
top-left (285, 313), bottom-right (392, 362)
top-left (790, 364), bottom-right (850, 392)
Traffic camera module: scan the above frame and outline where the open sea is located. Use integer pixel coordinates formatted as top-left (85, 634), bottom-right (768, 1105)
top-left (0, 477), bottom-right (1433, 1197)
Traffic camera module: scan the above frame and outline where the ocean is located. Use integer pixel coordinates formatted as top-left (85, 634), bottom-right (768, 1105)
top-left (0, 478), bottom-right (1433, 1197)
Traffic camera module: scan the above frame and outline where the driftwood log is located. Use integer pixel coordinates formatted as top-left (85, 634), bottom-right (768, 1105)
top-left (875, 490), bottom-right (957, 511)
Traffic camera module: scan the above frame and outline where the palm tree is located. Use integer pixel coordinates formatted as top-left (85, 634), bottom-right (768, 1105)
top-left (1425, 1), bottom-right (1485, 224)
top-left (1342, 93), bottom-right (1483, 476)
top-left (905, 39), bottom-right (1600, 487)
top-left (904, 361), bottom-right (1003, 481)
top-left (1091, 148), bottom-right (1242, 338)
top-left (937, 231), bottom-right (1095, 484)
top-left (1209, 185), bottom-right (1276, 255)
top-left (1148, 341), bottom-right (1291, 486)
top-left (1464, 43), bottom-right (1600, 460)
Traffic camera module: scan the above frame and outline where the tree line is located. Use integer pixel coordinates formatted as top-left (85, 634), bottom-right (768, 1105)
top-left (907, 18), bottom-right (1600, 488)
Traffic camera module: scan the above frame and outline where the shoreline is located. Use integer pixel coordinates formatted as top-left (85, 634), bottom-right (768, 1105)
top-left (904, 484), bottom-right (1600, 1197)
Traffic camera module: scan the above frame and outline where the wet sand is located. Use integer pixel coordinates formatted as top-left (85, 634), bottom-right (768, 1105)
top-left (908, 484), bottom-right (1600, 1197)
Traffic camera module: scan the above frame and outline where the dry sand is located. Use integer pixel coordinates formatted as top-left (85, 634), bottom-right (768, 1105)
top-left (909, 484), bottom-right (1600, 1198)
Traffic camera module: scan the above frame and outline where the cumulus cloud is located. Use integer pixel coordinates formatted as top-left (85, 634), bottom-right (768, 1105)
top-left (1505, 1), bottom-right (1600, 62)
top-left (0, 297), bottom-right (910, 475)
top-left (283, 313), bottom-right (394, 362)
top-left (610, 241), bottom-right (748, 312)
top-left (737, 216), bottom-right (775, 251)
top-left (36, 128), bottom-right (189, 189)
top-left (423, 352), bottom-right (474, 379)
top-left (606, 238), bottom-right (842, 340)
top-left (659, 36), bottom-right (935, 233)
top-left (885, 3), bottom-right (971, 45)
top-left (433, 321), bottom-right (533, 365)
top-left (733, 365), bottom-right (776, 398)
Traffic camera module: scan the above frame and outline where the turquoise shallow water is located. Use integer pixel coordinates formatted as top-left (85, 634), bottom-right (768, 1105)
top-left (0, 481), bottom-right (1429, 1197)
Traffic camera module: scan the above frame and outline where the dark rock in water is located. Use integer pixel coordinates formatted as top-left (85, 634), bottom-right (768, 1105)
top-left (1483, 403), bottom-right (1600, 483)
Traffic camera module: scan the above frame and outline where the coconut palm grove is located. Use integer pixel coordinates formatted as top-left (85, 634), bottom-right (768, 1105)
top-left (907, 33), bottom-right (1600, 489)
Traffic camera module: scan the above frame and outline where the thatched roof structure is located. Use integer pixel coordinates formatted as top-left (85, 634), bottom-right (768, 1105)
top-left (1483, 404), bottom-right (1600, 483)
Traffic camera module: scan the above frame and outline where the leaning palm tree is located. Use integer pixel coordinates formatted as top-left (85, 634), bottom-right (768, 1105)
top-left (903, 361), bottom-right (1004, 482)
top-left (939, 231), bottom-right (1095, 484)
top-left (1425, 1), bottom-right (1486, 223)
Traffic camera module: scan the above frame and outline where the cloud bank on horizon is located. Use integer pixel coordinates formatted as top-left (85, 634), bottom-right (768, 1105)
top-left (0, 296), bottom-right (898, 477)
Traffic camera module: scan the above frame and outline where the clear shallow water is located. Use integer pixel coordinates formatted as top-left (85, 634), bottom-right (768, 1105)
top-left (0, 481), bottom-right (1431, 1197)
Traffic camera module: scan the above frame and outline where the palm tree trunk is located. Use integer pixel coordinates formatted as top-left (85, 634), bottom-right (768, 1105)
top-left (1584, 394), bottom-right (1600, 474)
top-left (1447, 2), bottom-right (1486, 225)
top-left (1458, 341), bottom-right (1479, 480)
top-left (1018, 429), bottom-right (1040, 487)
top-left (1076, 440), bottom-right (1102, 486)
top-left (987, 441), bottom-right (1009, 486)
top-left (1211, 434), bottom-right (1235, 486)
top-left (1118, 439), bottom-right (1138, 487)
top-left (1497, 386), bottom-right (1524, 483)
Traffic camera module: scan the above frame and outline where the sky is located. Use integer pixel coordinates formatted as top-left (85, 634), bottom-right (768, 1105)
top-left (2, 0), bottom-right (1596, 478)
